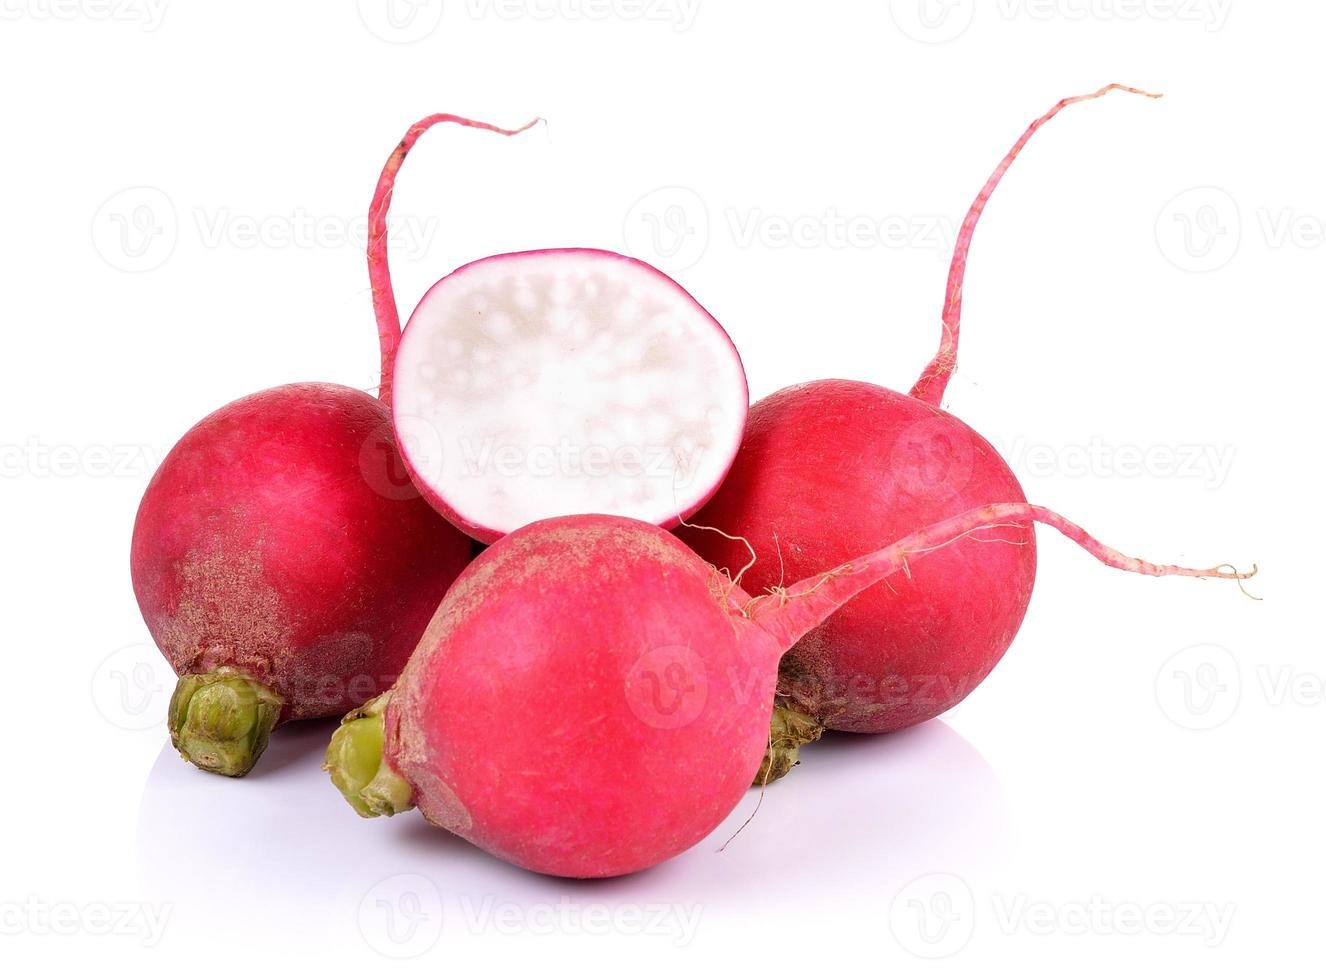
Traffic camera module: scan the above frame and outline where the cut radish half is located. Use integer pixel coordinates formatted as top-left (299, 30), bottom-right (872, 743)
top-left (392, 248), bottom-right (749, 542)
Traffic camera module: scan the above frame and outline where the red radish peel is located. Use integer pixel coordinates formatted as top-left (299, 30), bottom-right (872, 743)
top-left (326, 509), bottom-right (1248, 878)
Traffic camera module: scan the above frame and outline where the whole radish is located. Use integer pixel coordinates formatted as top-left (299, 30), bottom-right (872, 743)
top-left (128, 118), bottom-right (538, 775)
top-left (370, 116), bottom-right (749, 543)
top-left (132, 384), bottom-right (472, 776)
top-left (325, 509), bottom-right (1248, 878)
top-left (679, 85), bottom-right (1167, 777)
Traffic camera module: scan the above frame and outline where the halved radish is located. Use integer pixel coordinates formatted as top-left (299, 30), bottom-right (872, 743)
top-left (392, 248), bottom-right (747, 541)
top-left (369, 117), bottom-right (748, 542)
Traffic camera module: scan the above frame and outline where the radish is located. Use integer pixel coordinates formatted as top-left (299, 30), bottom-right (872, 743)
top-left (325, 509), bottom-right (1247, 878)
top-left (130, 115), bottom-right (545, 775)
top-left (678, 85), bottom-right (1178, 778)
top-left (132, 384), bottom-right (473, 776)
top-left (368, 115), bottom-right (749, 543)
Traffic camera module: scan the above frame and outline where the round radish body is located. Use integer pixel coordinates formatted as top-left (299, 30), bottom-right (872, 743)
top-left (132, 383), bottom-right (472, 776)
top-left (680, 85), bottom-right (1164, 772)
top-left (685, 379), bottom-right (1036, 734)
top-left (326, 508), bottom-right (1247, 877)
top-left (368, 119), bottom-right (748, 543)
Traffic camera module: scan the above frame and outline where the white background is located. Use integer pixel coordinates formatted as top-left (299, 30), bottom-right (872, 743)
top-left (0, 1), bottom-right (1315, 975)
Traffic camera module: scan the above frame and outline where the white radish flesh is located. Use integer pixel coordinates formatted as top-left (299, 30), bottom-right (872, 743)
top-left (392, 248), bottom-right (748, 541)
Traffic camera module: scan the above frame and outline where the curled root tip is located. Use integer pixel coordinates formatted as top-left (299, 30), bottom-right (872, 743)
top-left (1214, 562), bottom-right (1262, 601)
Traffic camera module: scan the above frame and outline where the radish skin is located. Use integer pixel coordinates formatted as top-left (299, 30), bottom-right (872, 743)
top-left (326, 509), bottom-right (1248, 878)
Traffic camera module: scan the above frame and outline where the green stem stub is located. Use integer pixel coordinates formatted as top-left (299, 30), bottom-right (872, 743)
top-left (168, 669), bottom-right (283, 778)
top-left (754, 701), bottom-right (825, 786)
top-left (325, 692), bottom-right (415, 818)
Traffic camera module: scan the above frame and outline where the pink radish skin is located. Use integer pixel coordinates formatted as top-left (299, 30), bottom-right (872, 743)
top-left (369, 116), bottom-right (749, 543)
top-left (680, 85), bottom-right (1168, 760)
top-left (326, 509), bottom-right (1248, 879)
top-left (132, 384), bottom-right (472, 777)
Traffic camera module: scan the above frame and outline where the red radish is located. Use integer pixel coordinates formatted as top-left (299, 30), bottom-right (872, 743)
top-left (369, 116), bottom-right (749, 543)
top-left (132, 384), bottom-right (472, 776)
top-left (679, 85), bottom-right (1169, 775)
top-left (325, 508), bottom-right (1248, 878)
top-left (129, 116), bottom-right (541, 775)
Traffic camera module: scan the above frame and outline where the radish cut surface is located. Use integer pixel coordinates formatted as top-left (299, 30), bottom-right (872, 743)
top-left (392, 248), bottom-right (748, 541)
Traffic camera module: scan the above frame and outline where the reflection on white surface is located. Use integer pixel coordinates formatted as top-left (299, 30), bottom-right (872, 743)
top-left (137, 718), bottom-right (1007, 949)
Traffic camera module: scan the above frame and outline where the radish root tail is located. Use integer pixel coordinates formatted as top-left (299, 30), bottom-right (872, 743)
top-left (909, 84), bottom-right (1162, 406)
top-left (368, 113), bottom-right (543, 407)
top-left (752, 501), bottom-right (1252, 651)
